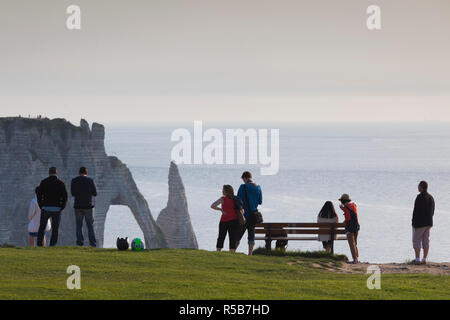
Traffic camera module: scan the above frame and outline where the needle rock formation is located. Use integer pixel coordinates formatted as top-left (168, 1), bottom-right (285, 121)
top-left (157, 161), bottom-right (198, 249)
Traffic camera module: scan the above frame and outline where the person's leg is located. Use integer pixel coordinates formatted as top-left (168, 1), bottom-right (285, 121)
top-left (235, 223), bottom-right (247, 249)
top-left (247, 224), bottom-right (256, 256)
top-left (265, 239), bottom-right (272, 250)
top-left (75, 210), bottom-right (84, 246)
top-left (29, 236), bottom-right (35, 247)
top-left (43, 235), bottom-right (47, 247)
top-left (37, 211), bottom-right (50, 247)
top-left (347, 232), bottom-right (355, 261)
top-left (414, 248), bottom-right (421, 260)
top-left (85, 209), bottom-right (97, 247)
top-left (224, 221), bottom-right (233, 252)
top-left (346, 233), bottom-right (358, 262)
top-left (323, 241), bottom-right (331, 253)
top-left (49, 213), bottom-right (61, 246)
top-left (423, 248), bottom-right (429, 260)
top-left (412, 227), bottom-right (422, 262)
top-left (422, 227), bottom-right (431, 262)
top-left (354, 231), bottom-right (359, 259)
top-left (228, 220), bottom-right (238, 253)
top-left (216, 222), bottom-right (227, 251)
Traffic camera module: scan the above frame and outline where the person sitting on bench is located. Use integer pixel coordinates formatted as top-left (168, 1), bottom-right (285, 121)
top-left (317, 201), bottom-right (339, 253)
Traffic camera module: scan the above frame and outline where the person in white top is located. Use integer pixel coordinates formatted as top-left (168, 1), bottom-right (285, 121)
top-left (28, 187), bottom-right (51, 246)
top-left (317, 201), bottom-right (339, 253)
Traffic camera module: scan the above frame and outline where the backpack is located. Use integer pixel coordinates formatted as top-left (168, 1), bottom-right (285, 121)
top-left (243, 185), bottom-right (263, 224)
top-left (344, 205), bottom-right (360, 234)
top-left (116, 237), bottom-right (130, 251)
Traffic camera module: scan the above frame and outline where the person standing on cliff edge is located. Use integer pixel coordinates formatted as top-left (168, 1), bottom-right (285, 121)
top-left (71, 167), bottom-right (98, 247)
top-left (37, 167), bottom-right (68, 246)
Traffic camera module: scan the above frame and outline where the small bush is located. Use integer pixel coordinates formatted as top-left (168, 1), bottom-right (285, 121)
top-left (0, 244), bottom-right (16, 249)
top-left (253, 247), bottom-right (348, 262)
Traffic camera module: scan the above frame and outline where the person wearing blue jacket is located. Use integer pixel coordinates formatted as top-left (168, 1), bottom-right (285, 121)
top-left (236, 171), bottom-right (262, 256)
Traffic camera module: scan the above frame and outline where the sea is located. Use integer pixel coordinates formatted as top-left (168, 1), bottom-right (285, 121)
top-left (103, 122), bottom-right (450, 263)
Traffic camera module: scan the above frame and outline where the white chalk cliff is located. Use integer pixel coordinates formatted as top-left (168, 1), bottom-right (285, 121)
top-left (0, 117), bottom-right (168, 248)
top-left (157, 161), bottom-right (198, 249)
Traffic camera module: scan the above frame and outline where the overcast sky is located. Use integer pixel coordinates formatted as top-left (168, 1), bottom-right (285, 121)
top-left (0, 0), bottom-right (449, 124)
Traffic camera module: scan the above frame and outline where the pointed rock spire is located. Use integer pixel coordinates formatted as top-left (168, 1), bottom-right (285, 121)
top-left (157, 161), bottom-right (198, 249)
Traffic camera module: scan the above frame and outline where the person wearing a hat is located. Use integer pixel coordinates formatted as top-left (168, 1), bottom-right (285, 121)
top-left (339, 194), bottom-right (360, 264)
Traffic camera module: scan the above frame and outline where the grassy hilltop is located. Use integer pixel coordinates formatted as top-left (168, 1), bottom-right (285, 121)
top-left (0, 247), bottom-right (448, 300)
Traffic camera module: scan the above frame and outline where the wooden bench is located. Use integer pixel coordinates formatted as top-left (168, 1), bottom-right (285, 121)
top-left (255, 223), bottom-right (347, 254)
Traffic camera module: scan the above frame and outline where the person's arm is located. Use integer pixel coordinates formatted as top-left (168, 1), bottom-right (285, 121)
top-left (211, 198), bottom-right (225, 214)
top-left (339, 205), bottom-right (350, 223)
top-left (28, 200), bottom-right (36, 221)
top-left (61, 182), bottom-right (68, 210)
top-left (237, 185), bottom-right (244, 202)
top-left (234, 198), bottom-right (243, 211)
top-left (36, 183), bottom-right (43, 209)
top-left (92, 179), bottom-right (98, 197)
top-left (71, 179), bottom-right (76, 198)
top-left (211, 198), bottom-right (223, 210)
top-left (258, 186), bottom-right (262, 205)
top-left (412, 196), bottom-right (420, 223)
top-left (431, 196), bottom-right (435, 217)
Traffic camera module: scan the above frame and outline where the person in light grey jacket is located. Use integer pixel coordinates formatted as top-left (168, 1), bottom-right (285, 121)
top-left (28, 187), bottom-right (51, 246)
top-left (317, 201), bottom-right (339, 253)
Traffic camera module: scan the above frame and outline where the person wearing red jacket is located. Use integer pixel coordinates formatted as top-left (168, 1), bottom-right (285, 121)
top-left (339, 194), bottom-right (360, 264)
top-left (211, 185), bottom-right (243, 253)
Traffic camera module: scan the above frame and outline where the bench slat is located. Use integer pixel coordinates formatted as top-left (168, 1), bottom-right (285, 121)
top-left (255, 227), bottom-right (346, 231)
top-left (255, 236), bottom-right (347, 241)
top-left (255, 223), bottom-right (346, 228)
top-left (255, 229), bottom-right (347, 235)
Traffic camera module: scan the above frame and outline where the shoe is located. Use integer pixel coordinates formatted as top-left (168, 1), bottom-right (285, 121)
top-left (421, 259), bottom-right (427, 265)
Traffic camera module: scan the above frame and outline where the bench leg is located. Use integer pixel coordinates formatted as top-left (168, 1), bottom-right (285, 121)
top-left (330, 240), bottom-right (334, 255)
top-left (265, 240), bottom-right (272, 251)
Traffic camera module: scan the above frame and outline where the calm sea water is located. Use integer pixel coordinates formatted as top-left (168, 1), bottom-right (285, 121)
top-left (103, 123), bottom-right (450, 263)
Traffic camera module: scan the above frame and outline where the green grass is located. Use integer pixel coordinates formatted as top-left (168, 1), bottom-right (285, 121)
top-left (0, 246), bottom-right (449, 300)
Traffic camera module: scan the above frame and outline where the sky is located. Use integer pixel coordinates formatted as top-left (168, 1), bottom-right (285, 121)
top-left (0, 0), bottom-right (449, 124)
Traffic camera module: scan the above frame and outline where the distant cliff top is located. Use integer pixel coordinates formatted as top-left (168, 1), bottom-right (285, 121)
top-left (0, 117), bottom-right (79, 129)
top-left (0, 117), bottom-right (105, 144)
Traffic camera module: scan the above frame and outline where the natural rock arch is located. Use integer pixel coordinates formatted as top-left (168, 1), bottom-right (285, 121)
top-left (0, 117), bottom-right (167, 248)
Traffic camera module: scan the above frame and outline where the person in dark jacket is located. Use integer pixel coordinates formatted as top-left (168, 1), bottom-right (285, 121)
top-left (411, 181), bottom-right (435, 265)
top-left (36, 167), bottom-right (68, 246)
top-left (71, 167), bottom-right (97, 247)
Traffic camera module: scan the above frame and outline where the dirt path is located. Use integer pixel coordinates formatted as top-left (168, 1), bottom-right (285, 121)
top-left (318, 261), bottom-right (450, 275)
